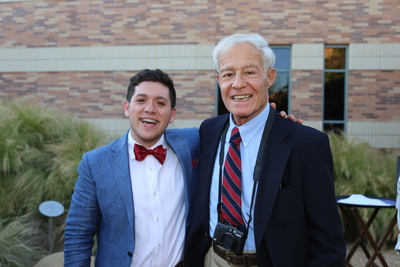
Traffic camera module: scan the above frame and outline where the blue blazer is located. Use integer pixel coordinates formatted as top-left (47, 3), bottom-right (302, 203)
top-left (64, 128), bottom-right (200, 266)
top-left (185, 108), bottom-right (346, 267)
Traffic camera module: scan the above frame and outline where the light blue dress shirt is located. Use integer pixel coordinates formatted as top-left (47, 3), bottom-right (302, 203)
top-left (209, 104), bottom-right (270, 251)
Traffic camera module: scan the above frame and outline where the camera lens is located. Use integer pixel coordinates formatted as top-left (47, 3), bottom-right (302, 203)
top-left (222, 233), bottom-right (236, 249)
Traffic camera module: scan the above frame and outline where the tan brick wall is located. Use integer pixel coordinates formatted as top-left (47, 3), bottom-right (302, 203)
top-left (1, 0), bottom-right (399, 49)
top-left (0, 70), bottom-right (216, 119)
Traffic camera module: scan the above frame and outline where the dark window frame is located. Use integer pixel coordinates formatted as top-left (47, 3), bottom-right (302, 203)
top-left (323, 45), bottom-right (348, 133)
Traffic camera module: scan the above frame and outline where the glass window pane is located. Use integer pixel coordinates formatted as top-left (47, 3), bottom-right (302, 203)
top-left (324, 48), bottom-right (346, 69)
top-left (323, 123), bottom-right (344, 133)
top-left (324, 72), bottom-right (345, 120)
top-left (272, 48), bottom-right (290, 69)
top-left (269, 72), bottom-right (289, 112)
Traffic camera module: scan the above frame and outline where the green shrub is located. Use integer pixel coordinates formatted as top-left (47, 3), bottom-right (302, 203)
top-left (0, 99), bottom-right (113, 257)
top-left (0, 214), bottom-right (46, 267)
top-left (0, 100), bottom-right (112, 218)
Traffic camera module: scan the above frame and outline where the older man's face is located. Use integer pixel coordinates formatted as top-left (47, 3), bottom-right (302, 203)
top-left (216, 43), bottom-right (276, 126)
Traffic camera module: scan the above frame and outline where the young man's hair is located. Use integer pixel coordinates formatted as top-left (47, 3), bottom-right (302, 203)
top-left (127, 69), bottom-right (176, 109)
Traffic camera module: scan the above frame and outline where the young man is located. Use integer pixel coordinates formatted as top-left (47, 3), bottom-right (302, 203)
top-left (64, 69), bottom-right (200, 266)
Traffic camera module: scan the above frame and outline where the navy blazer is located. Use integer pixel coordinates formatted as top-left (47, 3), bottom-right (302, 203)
top-left (64, 128), bottom-right (200, 266)
top-left (185, 107), bottom-right (346, 266)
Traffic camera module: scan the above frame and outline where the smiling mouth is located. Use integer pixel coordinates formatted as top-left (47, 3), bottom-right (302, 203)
top-left (141, 118), bottom-right (158, 124)
top-left (232, 95), bottom-right (252, 101)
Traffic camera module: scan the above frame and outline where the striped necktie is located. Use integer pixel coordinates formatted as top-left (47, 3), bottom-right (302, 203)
top-left (221, 127), bottom-right (245, 230)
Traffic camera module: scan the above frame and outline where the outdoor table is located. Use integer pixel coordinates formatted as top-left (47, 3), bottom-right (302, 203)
top-left (337, 194), bottom-right (397, 267)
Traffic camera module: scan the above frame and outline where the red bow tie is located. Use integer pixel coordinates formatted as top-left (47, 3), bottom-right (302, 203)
top-left (134, 144), bottom-right (167, 165)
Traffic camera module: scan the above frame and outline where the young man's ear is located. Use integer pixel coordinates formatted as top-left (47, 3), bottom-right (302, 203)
top-left (169, 108), bottom-right (177, 123)
top-left (123, 101), bottom-right (130, 118)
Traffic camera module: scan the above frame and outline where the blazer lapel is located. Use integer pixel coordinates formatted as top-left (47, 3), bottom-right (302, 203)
top-left (109, 132), bottom-right (135, 231)
top-left (254, 112), bottom-right (292, 251)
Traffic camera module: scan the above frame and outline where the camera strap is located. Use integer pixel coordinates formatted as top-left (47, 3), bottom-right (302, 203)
top-left (217, 108), bottom-right (275, 234)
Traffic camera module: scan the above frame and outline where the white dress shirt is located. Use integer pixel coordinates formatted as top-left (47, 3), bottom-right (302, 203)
top-left (209, 104), bottom-right (270, 251)
top-left (128, 132), bottom-right (185, 266)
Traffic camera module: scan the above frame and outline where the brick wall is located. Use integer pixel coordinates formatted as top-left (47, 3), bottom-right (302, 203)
top-left (0, 70), bottom-right (216, 119)
top-left (1, 0), bottom-right (399, 147)
top-left (348, 70), bottom-right (400, 121)
top-left (290, 70), bottom-right (324, 120)
top-left (2, 0), bottom-right (399, 49)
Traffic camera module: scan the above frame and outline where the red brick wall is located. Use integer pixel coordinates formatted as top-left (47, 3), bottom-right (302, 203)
top-left (1, 0), bottom-right (399, 49)
top-left (0, 70), bottom-right (216, 119)
top-left (1, 0), bottom-right (399, 123)
top-left (290, 70), bottom-right (324, 120)
top-left (1, 1), bottom-right (217, 48)
top-left (348, 70), bottom-right (400, 122)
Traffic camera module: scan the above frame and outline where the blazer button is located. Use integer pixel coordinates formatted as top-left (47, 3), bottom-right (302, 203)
top-left (204, 232), bottom-right (208, 237)
top-left (128, 252), bottom-right (133, 257)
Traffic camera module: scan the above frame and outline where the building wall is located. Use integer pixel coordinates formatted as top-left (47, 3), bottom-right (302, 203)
top-left (1, 0), bottom-right (399, 147)
top-left (0, 69), bottom-right (216, 119)
top-left (2, 0), bottom-right (399, 48)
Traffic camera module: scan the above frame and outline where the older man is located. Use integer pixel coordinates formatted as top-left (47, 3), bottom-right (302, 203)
top-left (185, 33), bottom-right (346, 267)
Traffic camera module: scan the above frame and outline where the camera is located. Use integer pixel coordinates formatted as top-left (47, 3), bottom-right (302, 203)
top-left (213, 222), bottom-right (247, 255)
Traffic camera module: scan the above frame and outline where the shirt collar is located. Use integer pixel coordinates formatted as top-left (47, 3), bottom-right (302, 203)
top-left (228, 104), bottom-right (270, 147)
top-left (127, 130), bottom-right (167, 160)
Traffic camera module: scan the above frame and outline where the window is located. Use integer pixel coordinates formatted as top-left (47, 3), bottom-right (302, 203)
top-left (269, 47), bottom-right (290, 113)
top-left (323, 47), bottom-right (348, 133)
top-left (217, 47), bottom-right (291, 115)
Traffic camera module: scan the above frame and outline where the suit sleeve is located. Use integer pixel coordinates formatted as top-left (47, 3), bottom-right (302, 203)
top-left (303, 133), bottom-right (346, 266)
top-left (64, 153), bottom-right (100, 266)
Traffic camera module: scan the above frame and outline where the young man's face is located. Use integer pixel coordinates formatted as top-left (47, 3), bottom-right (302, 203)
top-left (124, 81), bottom-right (176, 148)
top-left (216, 43), bottom-right (276, 126)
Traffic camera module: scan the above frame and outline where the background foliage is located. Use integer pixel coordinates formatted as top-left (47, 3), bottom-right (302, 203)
top-left (329, 131), bottom-right (399, 246)
top-left (0, 100), bottom-right (112, 266)
top-left (0, 99), bottom-right (398, 265)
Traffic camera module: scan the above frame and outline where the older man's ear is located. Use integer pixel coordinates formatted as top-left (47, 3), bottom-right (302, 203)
top-left (270, 102), bottom-right (304, 124)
